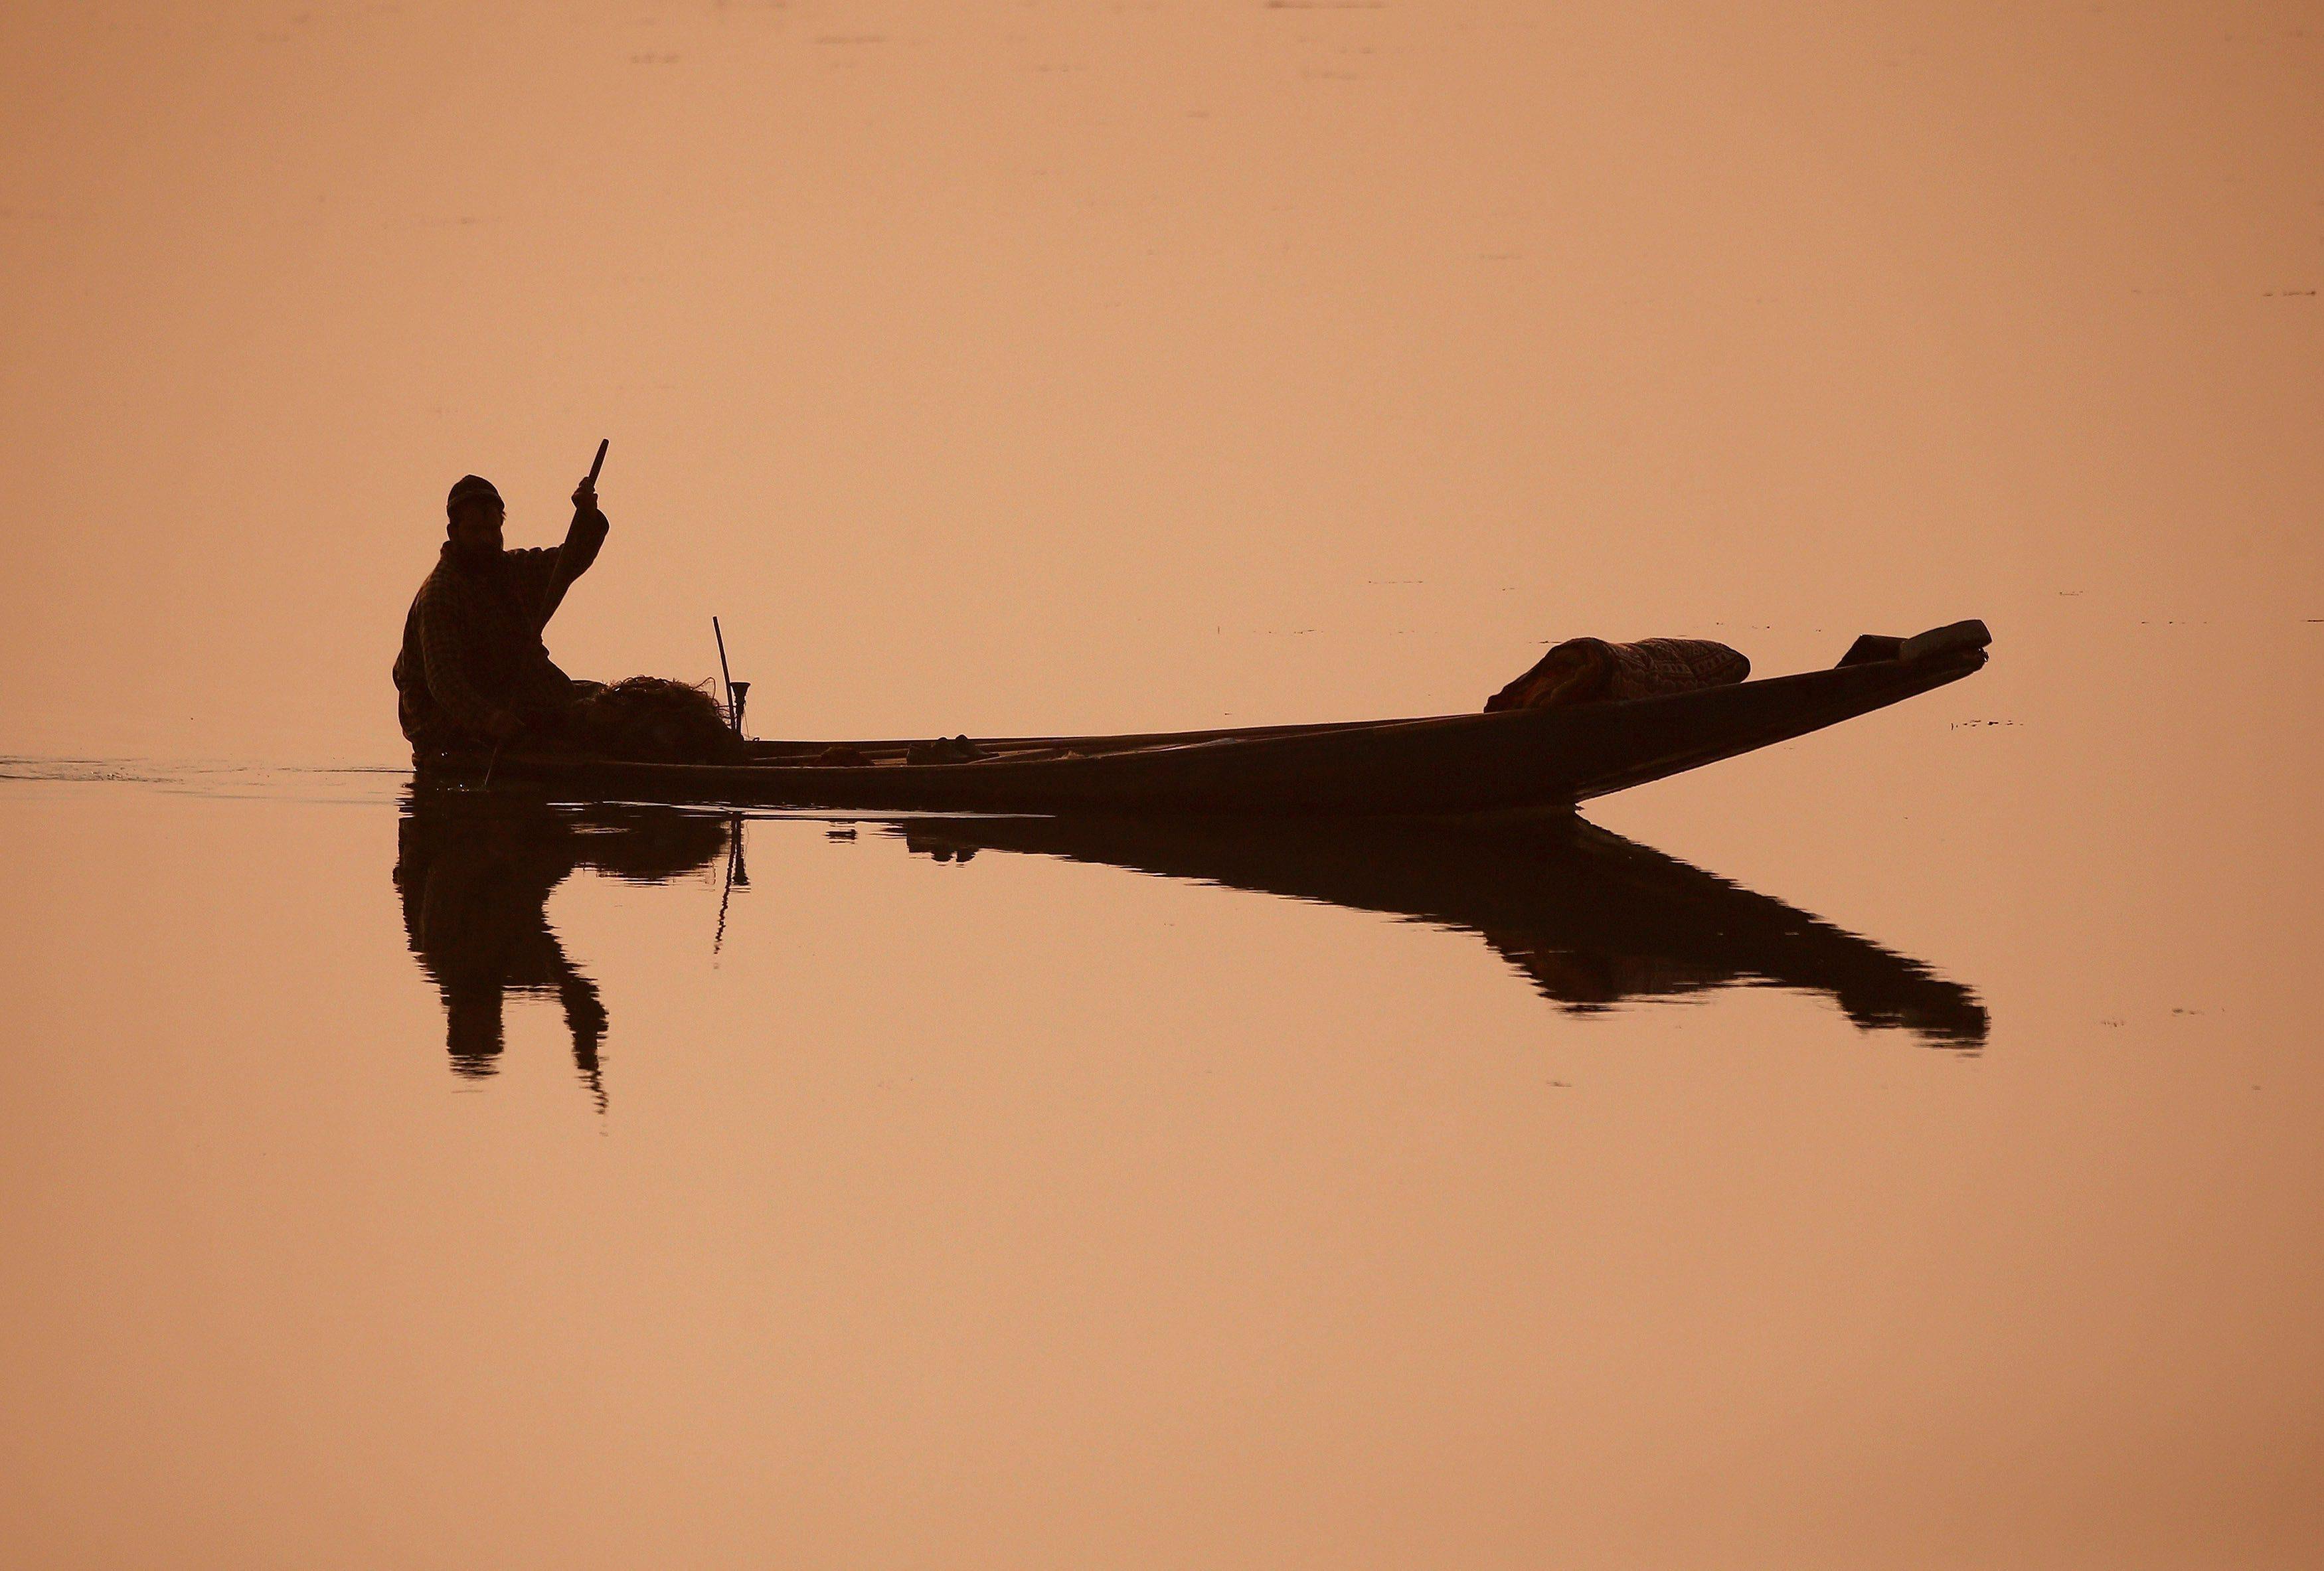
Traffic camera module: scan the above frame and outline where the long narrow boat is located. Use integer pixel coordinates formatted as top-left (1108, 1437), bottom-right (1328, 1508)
top-left (422, 619), bottom-right (1989, 817)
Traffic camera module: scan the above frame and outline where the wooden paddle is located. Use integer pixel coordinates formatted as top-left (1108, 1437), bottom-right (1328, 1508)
top-left (535, 437), bottom-right (610, 635)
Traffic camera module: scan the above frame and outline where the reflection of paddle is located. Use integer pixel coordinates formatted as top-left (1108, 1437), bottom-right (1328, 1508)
top-left (484, 439), bottom-right (608, 789)
top-left (712, 811), bottom-right (747, 957)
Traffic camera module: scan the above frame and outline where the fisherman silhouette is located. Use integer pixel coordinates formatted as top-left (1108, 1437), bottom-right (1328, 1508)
top-left (394, 470), bottom-right (610, 755)
top-left (394, 791), bottom-right (729, 1107)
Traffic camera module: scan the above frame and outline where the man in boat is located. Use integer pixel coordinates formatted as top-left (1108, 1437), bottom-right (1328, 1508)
top-left (393, 470), bottom-right (609, 756)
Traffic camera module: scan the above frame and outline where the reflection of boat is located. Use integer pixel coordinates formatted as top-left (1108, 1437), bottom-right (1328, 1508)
top-left (426, 623), bottom-right (1989, 817)
top-left (889, 815), bottom-right (1989, 1048)
top-left (393, 789), bottom-right (729, 1105)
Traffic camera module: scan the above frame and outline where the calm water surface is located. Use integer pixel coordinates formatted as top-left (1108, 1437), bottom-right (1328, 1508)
top-left (2, 609), bottom-right (2318, 1569)
top-left (3, 1), bottom-right (2320, 1564)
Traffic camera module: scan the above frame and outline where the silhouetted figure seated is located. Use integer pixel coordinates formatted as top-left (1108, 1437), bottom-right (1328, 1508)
top-left (394, 793), bottom-right (729, 1106)
top-left (394, 470), bottom-right (608, 757)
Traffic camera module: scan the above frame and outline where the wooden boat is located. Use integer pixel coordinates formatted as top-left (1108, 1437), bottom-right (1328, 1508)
top-left (422, 619), bottom-right (1989, 817)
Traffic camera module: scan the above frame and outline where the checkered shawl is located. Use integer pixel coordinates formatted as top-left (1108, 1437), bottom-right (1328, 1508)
top-left (393, 543), bottom-right (578, 748)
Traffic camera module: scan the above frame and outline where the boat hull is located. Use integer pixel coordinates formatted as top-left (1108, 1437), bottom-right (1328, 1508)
top-left (419, 641), bottom-right (1987, 817)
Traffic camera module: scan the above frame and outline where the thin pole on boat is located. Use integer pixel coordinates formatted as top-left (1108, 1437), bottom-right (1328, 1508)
top-left (712, 616), bottom-right (738, 731)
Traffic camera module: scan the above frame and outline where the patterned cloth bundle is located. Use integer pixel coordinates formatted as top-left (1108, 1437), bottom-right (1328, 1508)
top-left (1484, 637), bottom-right (1750, 712)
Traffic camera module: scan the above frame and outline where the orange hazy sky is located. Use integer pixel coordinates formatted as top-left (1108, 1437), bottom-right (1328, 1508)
top-left (1, 0), bottom-right (2316, 762)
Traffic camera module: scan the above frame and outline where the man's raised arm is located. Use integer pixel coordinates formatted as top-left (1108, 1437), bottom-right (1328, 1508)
top-left (536, 474), bottom-right (611, 631)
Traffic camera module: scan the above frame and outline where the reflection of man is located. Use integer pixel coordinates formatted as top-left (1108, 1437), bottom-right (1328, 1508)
top-left (393, 797), bottom-right (728, 1108)
top-left (392, 470), bottom-right (609, 756)
top-left (395, 803), bottom-right (608, 1100)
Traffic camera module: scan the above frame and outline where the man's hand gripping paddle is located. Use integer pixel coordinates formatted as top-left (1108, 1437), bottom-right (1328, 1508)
top-left (482, 438), bottom-right (608, 789)
top-left (537, 438), bottom-right (610, 635)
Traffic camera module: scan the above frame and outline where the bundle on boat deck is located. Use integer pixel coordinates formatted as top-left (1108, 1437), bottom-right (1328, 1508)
top-left (1484, 636), bottom-right (1749, 712)
top-left (570, 677), bottom-right (748, 765)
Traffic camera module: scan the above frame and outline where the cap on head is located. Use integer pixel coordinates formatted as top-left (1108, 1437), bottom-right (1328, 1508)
top-left (446, 474), bottom-right (503, 518)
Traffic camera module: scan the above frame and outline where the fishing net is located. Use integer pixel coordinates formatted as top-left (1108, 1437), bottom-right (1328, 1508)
top-left (569, 676), bottom-right (750, 764)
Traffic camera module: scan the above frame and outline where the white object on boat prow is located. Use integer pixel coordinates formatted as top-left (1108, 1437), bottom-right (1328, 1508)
top-left (1899, 620), bottom-right (1992, 665)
